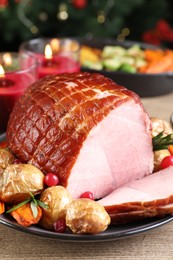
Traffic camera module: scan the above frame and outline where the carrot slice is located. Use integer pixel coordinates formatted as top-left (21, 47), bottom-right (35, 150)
top-left (0, 202), bottom-right (5, 214)
top-left (139, 49), bottom-right (173, 73)
top-left (140, 54), bottom-right (173, 73)
top-left (144, 49), bottom-right (164, 62)
top-left (168, 145), bottom-right (173, 156)
top-left (10, 202), bottom-right (42, 227)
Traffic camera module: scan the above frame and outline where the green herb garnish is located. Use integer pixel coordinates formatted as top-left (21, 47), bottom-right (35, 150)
top-left (6, 193), bottom-right (49, 219)
top-left (152, 131), bottom-right (173, 151)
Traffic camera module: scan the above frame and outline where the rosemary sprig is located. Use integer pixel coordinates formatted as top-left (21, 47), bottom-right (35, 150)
top-left (6, 199), bottom-right (31, 213)
top-left (6, 193), bottom-right (49, 218)
top-left (30, 201), bottom-right (38, 219)
top-left (152, 131), bottom-right (173, 151)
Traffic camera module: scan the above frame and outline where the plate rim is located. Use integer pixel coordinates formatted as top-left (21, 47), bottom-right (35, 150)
top-left (1, 213), bottom-right (173, 242)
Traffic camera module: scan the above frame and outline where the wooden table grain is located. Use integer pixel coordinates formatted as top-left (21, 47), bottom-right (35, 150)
top-left (0, 92), bottom-right (173, 260)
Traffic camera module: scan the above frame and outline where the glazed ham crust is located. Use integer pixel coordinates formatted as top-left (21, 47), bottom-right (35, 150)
top-left (7, 72), bottom-right (153, 199)
top-left (107, 204), bottom-right (173, 224)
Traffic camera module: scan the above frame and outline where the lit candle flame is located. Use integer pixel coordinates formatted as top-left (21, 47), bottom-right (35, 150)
top-left (3, 53), bottom-right (12, 66)
top-left (44, 44), bottom-right (53, 59)
top-left (0, 65), bottom-right (5, 78)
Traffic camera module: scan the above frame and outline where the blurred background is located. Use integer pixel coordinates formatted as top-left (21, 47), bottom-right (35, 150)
top-left (0, 0), bottom-right (173, 51)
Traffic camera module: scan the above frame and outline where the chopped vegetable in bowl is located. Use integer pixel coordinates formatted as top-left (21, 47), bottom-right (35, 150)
top-left (80, 44), bottom-right (173, 74)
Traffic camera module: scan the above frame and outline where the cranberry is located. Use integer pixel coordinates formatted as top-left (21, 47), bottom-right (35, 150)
top-left (161, 155), bottom-right (173, 169)
top-left (80, 191), bottom-right (94, 200)
top-left (13, 159), bottom-right (21, 164)
top-left (54, 219), bottom-right (66, 233)
top-left (44, 173), bottom-right (59, 187)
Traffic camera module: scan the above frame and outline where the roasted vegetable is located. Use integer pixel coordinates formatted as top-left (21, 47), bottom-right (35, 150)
top-left (151, 117), bottom-right (173, 138)
top-left (0, 164), bottom-right (44, 203)
top-left (168, 145), bottom-right (173, 155)
top-left (39, 186), bottom-right (72, 230)
top-left (81, 44), bottom-right (147, 73)
top-left (139, 50), bottom-right (173, 73)
top-left (80, 45), bottom-right (101, 64)
top-left (0, 148), bottom-right (15, 174)
top-left (81, 44), bottom-right (173, 74)
top-left (153, 149), bottom-right (171, 172)
top-left (9, 202), bottom-right (42, 227)
top-left (66, 198), bottom-right (111, 234)
top-left (0, 201), bottom-right (5, 214)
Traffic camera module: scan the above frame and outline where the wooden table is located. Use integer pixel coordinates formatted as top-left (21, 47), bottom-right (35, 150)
top-left (0, 92), bottom-right (173, 260)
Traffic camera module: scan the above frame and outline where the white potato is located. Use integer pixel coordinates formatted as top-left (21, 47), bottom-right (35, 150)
top-left (0, 164), bottom-right (44, 203)
top-left (0, 148), bottom-right (15, 174)
top-left (39, 186), bottom-right (72, 230)
top-left (66, 198), bottom-right (111, 234)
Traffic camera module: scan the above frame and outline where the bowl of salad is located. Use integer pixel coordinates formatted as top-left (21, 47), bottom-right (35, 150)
top-left (80, 38), bottom-right (173, 97)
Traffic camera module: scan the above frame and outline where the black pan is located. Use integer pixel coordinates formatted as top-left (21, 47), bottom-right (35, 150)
top-left (80, 38), bottom-right (173, 97)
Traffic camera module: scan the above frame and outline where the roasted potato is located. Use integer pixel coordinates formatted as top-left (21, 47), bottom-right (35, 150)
top-left (39, 186), bottom-right (72, 230)
top-left (80, 45), bottom-right (101, 64)
top-left (0, 164), bottom-right (44, 203)
top-left (151, 117), bottom-right (173, 137)
top-left (0, 148), bottom-right (15, 174)
top-left (66, 198), bottom-right (111, 234)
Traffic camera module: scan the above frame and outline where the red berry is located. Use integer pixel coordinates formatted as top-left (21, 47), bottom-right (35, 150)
top-left (161, 155), bottom-right (173, 169)
top-left (44, 173), bottom-right (59, 187)
top-left (13, 159), bottom-right (21, 164)
top-left (54, 219), bottom-right (66, 233)
top-left (80, 191), bottom-right (94, 200)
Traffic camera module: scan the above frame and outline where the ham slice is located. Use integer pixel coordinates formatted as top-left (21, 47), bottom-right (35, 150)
top-left (98, 167), bottom-right (173, 223)
top-left (6, 72), bottom-right (153, 199)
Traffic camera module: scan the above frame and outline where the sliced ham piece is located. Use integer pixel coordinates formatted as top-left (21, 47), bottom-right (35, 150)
top-left (6, 72), bottom-right (153, 199)
top-left (98, 167), bottom-right (173, 223)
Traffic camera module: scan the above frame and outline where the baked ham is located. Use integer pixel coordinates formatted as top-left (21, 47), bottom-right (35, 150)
top-left (98, 166), bottom-right (173, 224)
top-left (6, 72), bottom-right (153, 199)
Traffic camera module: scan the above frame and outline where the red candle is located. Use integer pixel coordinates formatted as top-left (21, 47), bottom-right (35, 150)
top-left (38, 55), bottom-right (80, 79)
top-left (0, 78), bottom-right (14, 87)
top-left (35, 43), bottom-right (80, 79)
top-left (0, 52), bottom-right (38, 133)
top-left (0, 73), bottom-right (35, 133)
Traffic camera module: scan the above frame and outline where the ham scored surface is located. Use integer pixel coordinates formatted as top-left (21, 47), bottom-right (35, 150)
top-left (98, 167), bottom-right (173, 223)
top-left (6, 72), bottom-right (153, 199)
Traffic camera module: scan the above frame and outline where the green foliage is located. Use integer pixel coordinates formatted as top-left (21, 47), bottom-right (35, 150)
top-left (0, 0), bottom-right (171, 51)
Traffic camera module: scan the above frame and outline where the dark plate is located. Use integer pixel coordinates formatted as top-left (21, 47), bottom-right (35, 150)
top-left (0, 213), bottom-right (173, 242)
top-left (1, 134), bottom-right (173, 242)
top-left (80, 38), bottom-right (173, 97)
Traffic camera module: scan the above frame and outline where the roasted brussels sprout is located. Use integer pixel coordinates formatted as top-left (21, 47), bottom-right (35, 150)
top-left (66, 198), bottom-right (111, 234)
top-left (39, 186), bottom-right (72, 230)
top-left (0, 164), bottom-right (44, 203)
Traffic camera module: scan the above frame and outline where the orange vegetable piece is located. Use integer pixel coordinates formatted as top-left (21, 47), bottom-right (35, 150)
top-left (168, 145), bottom-right (173, 156)
top-left (139, 49), bottom-right (173, 74)
top-left (142, 52), bottom-right (173, 73)
top-left (0, 202), bottom-right (5, 214)
top-left (144, 49), bottom-right (164, 62)
top-left (10, 202), bottom-right (42, 227)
